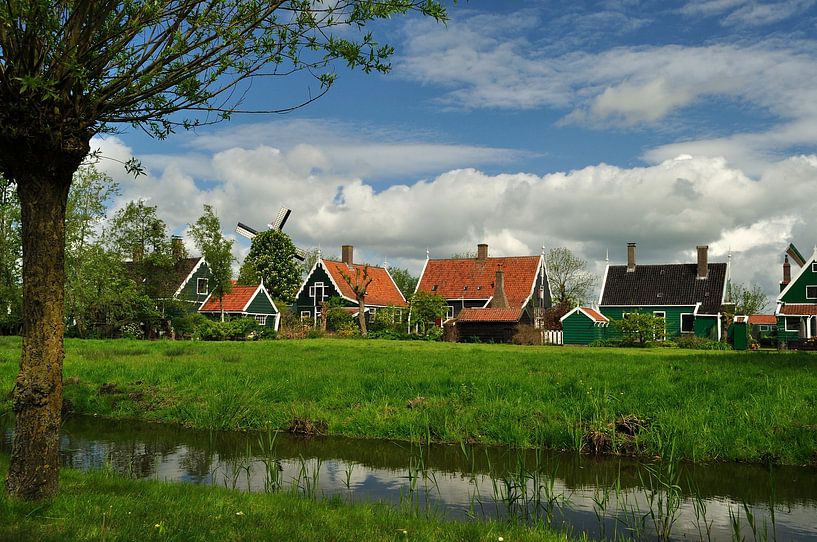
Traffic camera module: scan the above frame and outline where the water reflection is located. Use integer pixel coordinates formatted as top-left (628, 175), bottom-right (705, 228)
top-left (2, 415), bottom-right (816, 541)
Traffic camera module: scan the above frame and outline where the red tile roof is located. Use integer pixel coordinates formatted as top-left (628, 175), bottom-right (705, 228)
top-left (581, 307), bottom-right (608, 323)
top-left (748, 314), bottom-right (777, 325)
top-left (199, 285), bottom-right (259, 312)
top-left (417, 256), bottom-right (541, 307)
top-left (456, 307), bottom-right (524, 322)
top-left (779, 304), bottom-right (817, 316)
top-left (322, 260), bottom-right (407, 307)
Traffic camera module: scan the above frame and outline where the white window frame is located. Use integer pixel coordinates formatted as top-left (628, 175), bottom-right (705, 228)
top-left (785, 317), bottom-right (800, 332)
top-left (806, 285), bottom-right (817, 300)
top-left (812, 262), bottom-right (817, 273)
top-left (300, 310), bottom-right (312, 321)
top-left (758, 325), bottom-right (769, 332)
top-left (446, 305), bottom-right (455, 319)
top-left (254, 314), bottom-right (267, 326)
top-left (653, 311), bottom-right (666, 340)
top-left (680, 313), bottom-right (694, 334)
top-left (196, 277), bottom-right (209, 295)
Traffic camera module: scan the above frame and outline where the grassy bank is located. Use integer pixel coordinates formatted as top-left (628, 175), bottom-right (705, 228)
top-left (0, 457), bottom-right (568, 542)
top-left (1, 337), bottom-right (816, 464)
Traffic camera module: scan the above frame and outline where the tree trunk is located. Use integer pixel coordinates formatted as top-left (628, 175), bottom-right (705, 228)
top-left (357, 297), bottom-right (367, 337)
top-left (5, 174), bottom-right (71, 500)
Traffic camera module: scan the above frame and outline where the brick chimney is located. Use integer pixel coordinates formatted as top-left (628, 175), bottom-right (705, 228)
top-left (697, 245), bottom-right (708, 279)
top-left (781, 254), bottom-right (791, 292)
top-left (489, 265), bottom-right (509, 308)
top-left (171, 235), bottom-right (184, 262)
top-left (626, 243), bottom-right (636, 272)
top-left (341, 245), bottom-right (354, 265)
top-left (477, 243), bottom-right (488, 261)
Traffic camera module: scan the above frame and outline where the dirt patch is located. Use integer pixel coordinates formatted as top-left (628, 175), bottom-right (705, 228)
top-left (614, 415), bottom-right (648, 437)
top-left (584, 430), bottom-right (613, 454)
top-left (65, 376), bottom-right (81, 386)
top-left (288, 417), bottom-right (328, 436)
top-left (128, 391), bottom-right (145, 401)
top-left (406, 396), bottom-right (426, 409)
top-left (99, 383), bottom-right (119, 395)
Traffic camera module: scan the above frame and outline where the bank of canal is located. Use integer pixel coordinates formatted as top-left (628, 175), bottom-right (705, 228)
top-left (2, 414), bottom-right (816, 540)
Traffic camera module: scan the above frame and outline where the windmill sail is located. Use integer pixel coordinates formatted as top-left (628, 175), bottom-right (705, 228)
top-left (269, 207), bottom-right (292, 231)
top-left (235, 222), bottom-right (259, 240)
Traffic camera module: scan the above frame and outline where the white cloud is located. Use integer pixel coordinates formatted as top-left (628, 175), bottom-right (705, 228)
top-left (680, 0), bottom-right (816, 26)
top-left (94, 127), bottom-right (817, 298)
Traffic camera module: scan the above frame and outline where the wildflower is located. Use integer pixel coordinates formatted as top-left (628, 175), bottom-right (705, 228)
top-left (154, 523), bottom-right (161, 528)
top-left (498, 537), bottom-right (504, 541)
top-left (236, 511), bottom-right (244, 516)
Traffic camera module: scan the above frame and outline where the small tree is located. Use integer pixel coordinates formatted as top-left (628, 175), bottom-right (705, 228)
top-left (726, 282), bottom-right (770, 317)
top-left (546, 247), bottom-right (597, 306)
top-left (409, 291), bottom-right (448, 336)
top-left (189, 205), bottom-right (234, 322)
top-left (389, 267), bottom-right (417, 300)
top-left (238, 230), bottom-right (301, 302)
top-left (339, 265), bottom-right (373, 336)
top-left (613, 311), bottom-right (665, 346)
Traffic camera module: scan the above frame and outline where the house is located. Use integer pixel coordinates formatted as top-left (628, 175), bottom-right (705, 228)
top-left (560, 307), bottom-right (610, 345)
top-left (415, 243), bottom-right (552, 342)
top-left (775, 245), bottom-right (817, 344)
top-left (598, 243), bottom-right (729, 340)
top-left (198, 282), bottom-right (280, 330)
top-left (748, 314), bottom-right (777, 345)
top-left (294, 245), bottom-right (407, 322)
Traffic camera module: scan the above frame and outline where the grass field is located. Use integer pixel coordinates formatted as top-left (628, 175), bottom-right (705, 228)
top-left (0, 457), bottom-right (569, 542)
top-left (1, 337), bottom-right (816, 465)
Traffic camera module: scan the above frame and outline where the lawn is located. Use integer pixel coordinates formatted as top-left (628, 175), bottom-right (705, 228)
top-left (1, 337), bottom-right (815, 464)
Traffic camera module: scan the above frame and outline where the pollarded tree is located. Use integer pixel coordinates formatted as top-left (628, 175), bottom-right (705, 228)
top-left (238, 230), bottom-right (301, 302)
top-left (339, 264), bottom-right (373, 336)
top-left (1, 0), bottom-right (447, 500)
top-left (189, 204), bottom-right (234, 322)
top-left (546, 247), bottom-right (597, 307)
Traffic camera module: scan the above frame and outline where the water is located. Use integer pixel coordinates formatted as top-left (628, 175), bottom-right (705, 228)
top-left (2, 414), bottom-right (816, 540)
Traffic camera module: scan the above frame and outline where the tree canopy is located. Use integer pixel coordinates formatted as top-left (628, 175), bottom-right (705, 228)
top-left (545, 247), bottom-right (597, 307)
top-left (238, 229), bottom-right (301, 302)
top-left (189, 204), bottom-right (234, 320)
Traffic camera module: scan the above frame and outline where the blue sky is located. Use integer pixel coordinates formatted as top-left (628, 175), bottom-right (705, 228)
top-left (96, 0), bottom-right (817, 300)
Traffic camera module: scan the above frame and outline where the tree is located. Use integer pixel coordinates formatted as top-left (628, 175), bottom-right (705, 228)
top-left (389, 267), bottom-right (417, 300)
top-left (0, 0), bottom-right (447, 500)
top-left (546, 247), bottom-right (597, 307)
top-left (727, 281), bottom-right (770, 316)
top-left (409, 291), bottom-right (447, 336)
top-left (238, 230), bottom-right (301, 302)
top-left (339, 265), bottom-right (373, 336)
top-left (612, 311), bottom-right (665, 346)
top-left (189, 205), bottom-right (234, 322)
top-left (0, 176), bottom-right (21, 334)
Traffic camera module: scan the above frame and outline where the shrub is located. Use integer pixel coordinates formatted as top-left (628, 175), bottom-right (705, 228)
top-left (675, 335), bottom-right (731, 350)
top-left (194, 316), bottom-right (261, 341)
top-left (511, 325), bottom-right (543, 345)
top-left (171, 313), bottom-right (208, 339)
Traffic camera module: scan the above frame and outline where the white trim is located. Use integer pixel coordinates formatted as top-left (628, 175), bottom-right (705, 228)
top-left (598, 264), bottom-right (610, 306)
top-left (413, 256), bottom-right (430, 296)
top-left (559, 306), bottom-right (609, 324)
top-left (806, 285), bottom-right (817, 300)
top-left (784, 316), bottom-right (800, 332)
top-left (198, 290), bottom-right (215, 312)
top-left (239, 283), bottom-right (280, 315)
top-left (481, 297), bottom-right (493, 308)
top-left (717, 313), bottom-right (722, 341)
top-left (383, 266), bottom-right (408, 305)
top-left (722, 256), bottom-right (731, 305)
top-left (173, 257), bottom-right (207, 297)
top-left (813, 262), bottom-right (817, 273)
top-left (601, 304), bottom-right (698, 308)
top-left (778, 252), bottom-right (817, 301)
top-left (196, 277), bottom-right (209, 296)
top-left (294, 259), bottom-right (322, 300)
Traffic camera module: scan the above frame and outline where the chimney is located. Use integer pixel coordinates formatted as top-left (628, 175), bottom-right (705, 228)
top-left (626, 243), bottom-right (636, 272)
top-left (477, 243), bottom-right (488, 261)
top-left (489, 265), bottom-right (509, 308)
top-left (781, 254), bottom-right (791, 291)
top-left (697, 245), bottom-right (708, 279)
top-left (341, 245), bottom-right (354, 265)
top-left (171, 235), bottom-right (184, 261)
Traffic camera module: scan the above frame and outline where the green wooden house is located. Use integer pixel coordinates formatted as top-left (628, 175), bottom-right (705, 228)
top-left (776, 245), bottom-right (817, 344)
top-left (598, 243), bottom-right (729, 341)
top-left (172, 256), bottom-right (213, 306)
top-left (198, 283), bottom-right (280, 330)
top-left (560, 307), bottom-right (609, 345)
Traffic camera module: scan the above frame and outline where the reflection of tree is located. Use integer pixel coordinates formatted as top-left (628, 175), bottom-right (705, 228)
top-left (179, 446), bottom-right (217, 482)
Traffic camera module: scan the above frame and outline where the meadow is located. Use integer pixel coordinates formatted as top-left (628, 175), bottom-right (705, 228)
top-left (1, 337), bottom-right (816, 465)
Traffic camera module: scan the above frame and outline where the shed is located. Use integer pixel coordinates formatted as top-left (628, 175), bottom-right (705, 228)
top-left (560, 307), bottom-right (609, 345)
top-left (199, 283), bottom-right (280, 331)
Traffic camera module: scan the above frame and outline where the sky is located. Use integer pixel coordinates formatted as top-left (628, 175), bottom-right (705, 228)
top-left (93, 0), bottom-right (817, 301)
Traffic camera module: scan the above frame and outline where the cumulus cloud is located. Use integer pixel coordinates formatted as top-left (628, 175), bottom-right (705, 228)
top-left (93, 125), bottom-right (817, 298)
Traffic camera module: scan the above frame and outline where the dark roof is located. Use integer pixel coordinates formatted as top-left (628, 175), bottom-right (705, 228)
top-left (600, 263), bottom-right (727, 314)
top-left (125, 256), bottom-right (202, 298)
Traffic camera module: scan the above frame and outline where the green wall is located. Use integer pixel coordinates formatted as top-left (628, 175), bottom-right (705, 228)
top-left (562, 312), bottom-right (606, 345)
top-left (601, 306), bottom-right (696, 339)
top-left (177, 260), bottom-right (211, 305)
top-left (295, 265), bottom-right (349, 315)
top-left (245, 290), bottom-right (278, 325)
top-left (780, 261), bottom-right (817, 304)
top-left (694, 315), bottom-right (718, 340)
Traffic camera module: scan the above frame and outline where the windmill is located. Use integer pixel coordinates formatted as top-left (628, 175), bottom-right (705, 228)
top-left (236, 206), bottom-right (306, 261)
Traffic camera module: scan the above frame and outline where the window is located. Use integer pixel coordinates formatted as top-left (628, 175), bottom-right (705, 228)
top-left (300, 310), bottom-right (312, 321)
top-left (653, 311), bottom-right (666, 340)
top-left (196, 278), bottom-right (209, 295)
top-left (254, 315), bottom-right (267, 326)
top-left (680, 313), bottom-right (694, 334)
top-left (446, 305), bottom-right (454, 319)
top-left (785, 317), bottom-right (800, 332)
top-left (813, 262), bottom-right (817, 273)
top-left (806, 285), bottom-right (817, 300)
top-left (758, 325), bottom-right (769, 332)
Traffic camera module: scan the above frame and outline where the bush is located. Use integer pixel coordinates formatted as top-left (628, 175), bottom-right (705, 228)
top-left (675, 335), bottom-right (731, 350)
top-left (171, 313), bottom-right (208, 339)
top-left (511, 325), bottom-right (543, 345)
top-left (194, 316), bottom-right (261, 341)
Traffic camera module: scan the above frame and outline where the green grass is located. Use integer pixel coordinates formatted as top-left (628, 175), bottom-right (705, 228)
top-left (0, 457), bottom-right (570, 542)
top-left (1, 336), bottom-right (816, 464)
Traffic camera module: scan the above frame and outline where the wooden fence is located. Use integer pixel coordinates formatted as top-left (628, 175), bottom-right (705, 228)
top-left (542, 330), bottom-right (563, 345)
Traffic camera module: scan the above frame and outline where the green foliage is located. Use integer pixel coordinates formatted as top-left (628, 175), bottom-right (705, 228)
top-left (726, 281), bottom-right (770, 317)
top-left (238, 230), bottom-right (301, 302)
top-left (368, 305), bottom-right (408, 334)
top-left (194, 316), bottom-right (262, 341)
top-left (545, 247), bottom-right (597, 306)
top-left (325, 297), bottom-right (357, 335)
top-left (675, 335), bottom-right (732, 350)
top-left (612, 311), bottom-right (665, 346)
top-left (388, 267), bottom-right (417, 300)
top-left (409, 291), bottom-right (447, 336)
top-left (0, 176), bottom-right (20, 334)
top-left (189, 204), bottom-right (234, 314)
